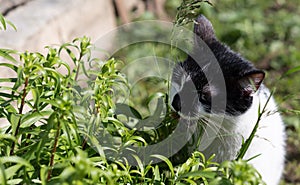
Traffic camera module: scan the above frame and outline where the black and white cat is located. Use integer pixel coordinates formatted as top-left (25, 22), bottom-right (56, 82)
top-left (170, 15), bottom-right (285, 185)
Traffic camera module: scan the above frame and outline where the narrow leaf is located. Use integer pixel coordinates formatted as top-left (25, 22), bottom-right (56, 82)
top-left (177, 170), bottom-right (216, 180)
top-left (0, 78), bottom-right (17, 83)
top-left (6, 20), bottom-right (17, 31)
top-left (281, 66), bottom-right (300, 79)
top-left (2, 164), bottom-right (23, 180)
top-left (0, 92), bottom-right (16, 98)
top-left (20, 111), bottom-right (53, 128)
top-left (151, 154), bottom-right (174, 178)
top-left (0, 15), bottom-right (7, 30)
top-left (0, 156), bottom-right (33, 168)
top-left (132, 155), bottom-right (145, 176)
top-left (0, 63), bottom-right (18, 72)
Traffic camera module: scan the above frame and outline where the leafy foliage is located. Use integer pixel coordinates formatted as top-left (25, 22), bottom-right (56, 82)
top-left (0, 11), bottom-right (266, 184)
top-left (0, 36), bottom-right (265, 184)
top-left (4, 0), bottom-right (299, 182)
top-left (175, 0), bottom-right (212, 26)
top-left (0, 14), bottom-right (16, 31)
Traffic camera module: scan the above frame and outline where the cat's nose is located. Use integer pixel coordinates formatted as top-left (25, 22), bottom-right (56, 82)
top-left (171, 93), bottom-right (181, 112)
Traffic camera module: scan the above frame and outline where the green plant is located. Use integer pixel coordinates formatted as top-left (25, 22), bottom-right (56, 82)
top-left (0, 14), bottom-right (16, 31)
top-left (0, 34), bottom-right (265, 184)
top-left (1, 2), bottom-right (287, 183)
top-left (175, 0), bottom-right (212, 26)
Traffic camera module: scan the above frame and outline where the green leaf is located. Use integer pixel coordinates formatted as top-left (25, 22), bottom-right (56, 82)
top-left (6, 179), bottom-right (22, 185)
top-left (20, 111), bottom-right (53, 128)
top-left (31, 88), bottom-right (40, 111)
top-left (0, 162), bottom-right (7, 185)
top-left (0, 164), bottom-right (23, 181)
top-left (124, 136), bottom-right (147, 146)
top-left (9, 113), bottom-right (21, 135)
top-left (0, 99), bottom-right (17, 115)
top-left (153, 165), bottom-right (161, 181)
top-left (0, 134), bottom-right (16, 142)
top-left (0, 156), bottom-right (33, 168)
top-left (13, 66), bottom-right (24, 89)
top-left (182, 179), bottom-right (197, 185)
top-left (132, 155), bottom-right (145, 177)
top-left (0, 15), bottom-right (16, 31)
top-left (0, 49), bottom-right (17, 63)
top-left (0, 63), bottom-right (18, 72)
top-left (0, 78), bottom-right (17, 83)
top-left (59, 166), bottom-right (76, 180)
top-left (58, 43), bottom-right (79, 64)
top-left (39, 99), bottom-right (60, 108)
top-left (177, 170), bottom-right (216, 180)
top-left (40, 165), bottom-right (48, 185)
top-left (6, 20), bottom-right (17, 31)
top-left (281, 66), bottom-right (300, 79)
top-left (236, 91), bottom-right (274, 160)
top-left (0, 92), bottom-right (17, 99)
top-left (0, 15), bottom-right (7, 30)
top-left (151, 154), bottom-right (174, 178)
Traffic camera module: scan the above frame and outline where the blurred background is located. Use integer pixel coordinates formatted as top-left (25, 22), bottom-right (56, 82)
top-left (0, 0), bottom-right (299, 184)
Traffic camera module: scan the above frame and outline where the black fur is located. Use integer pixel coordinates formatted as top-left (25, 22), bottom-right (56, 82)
top-left (171, 15), bottom-right (265, 116)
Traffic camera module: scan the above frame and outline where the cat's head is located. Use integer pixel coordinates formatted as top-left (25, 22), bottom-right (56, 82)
top-left (170, 15), bottom-right (265, 117)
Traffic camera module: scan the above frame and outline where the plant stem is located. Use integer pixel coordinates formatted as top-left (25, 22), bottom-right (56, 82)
top-left (74, 53), bottom-right (82, 81)
top-left (47, 119), bottom-right (61, 181)
top-left (10, 77), bottom-right (28, 155)
top-left (81, 138), bottom-right (87, 150)
top-left (235, 90), bottom-right (274, 160)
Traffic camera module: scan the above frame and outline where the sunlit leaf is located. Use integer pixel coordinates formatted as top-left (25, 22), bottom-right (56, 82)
top-left (20, 111), bottom-right (53, 128)
top-left (151, 154), bottom-right (174, 178)
top-left (6, 179), bottom-right (22, 185)
top-left (0, 164), bottom-right (23, 181)
top-left (9, 113), bottom-right (21, 135)
top-left (0, 14), bottom-right (7, 30)
top-left (177, 170), bottom-right (216, 180)
top-left (0, 134), bottom-right (16, 142)
top-left (0, 156), bottom-right (33, 168)
top-left (0, 63), bottom-right (18, 72)
top-left (0, 78), bottom-right (17, 83)
top-left (6, 20), bottom-right (17, 31)
top-left (0, 92), bottom-right (16, 99)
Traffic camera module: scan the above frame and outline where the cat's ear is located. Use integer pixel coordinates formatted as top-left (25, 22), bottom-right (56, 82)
top-left (194, 15), bottom-right (216, 44)
top-left (239, 71), bottom-right (265, 96)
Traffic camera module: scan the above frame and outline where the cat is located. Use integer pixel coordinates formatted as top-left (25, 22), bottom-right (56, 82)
top-left (170, 15), bottom-right (285, 185)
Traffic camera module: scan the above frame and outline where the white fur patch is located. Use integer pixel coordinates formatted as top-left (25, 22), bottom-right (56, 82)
top-left (198, 86), bottom-right (285, 185)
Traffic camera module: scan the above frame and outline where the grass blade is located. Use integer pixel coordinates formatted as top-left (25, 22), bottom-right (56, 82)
top-left (236, 90), bottom-right (274, 160)
top-left (281, 66), bottom-right (300, 79)
top-left (151, 154), bottom-right (174, 178)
